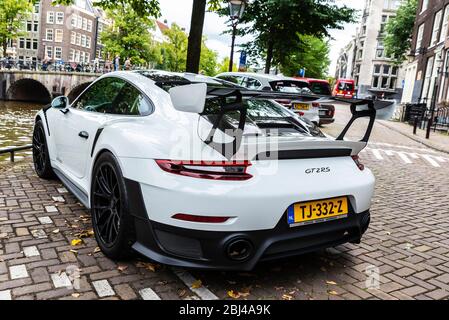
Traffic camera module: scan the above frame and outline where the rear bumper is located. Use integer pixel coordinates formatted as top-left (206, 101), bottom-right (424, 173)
top-left (127, 178), bottom-right (371, 271)
top-left (319, 117), bottom-right (335, 125)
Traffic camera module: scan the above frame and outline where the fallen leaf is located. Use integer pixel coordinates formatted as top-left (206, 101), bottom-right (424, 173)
top-left (117, 265), bottom-right (128, 272)
top-left (52, 229), bottom-right (60, 234)
top-left (227, 290), bottom-right (240, 299)
top-left (191, 279), bottom-right (202, 289)
top-left (320, 266), bottom-right (327, 272)
top-left (178, 289), bottom-right (187, 298)
top-left (135, 262), bottom-right (158, 272)
top-left (71, 293), bottom-right (80, 298)
top-left (93, 247), bottom-right (101, 253)
top-left (282, 294), bottom-right (293, 300)
top-left (328, 290), bottom-right (338, 295)
top-left (71, 239), bottom-right (83, 246)
top-left (326, 281), bottom-right (337, 285)
top-left (69, 249), bottom-right (78, 255)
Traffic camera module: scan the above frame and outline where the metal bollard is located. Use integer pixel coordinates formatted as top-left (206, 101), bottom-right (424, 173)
top-left (413, 117), bottom-right (418, 135)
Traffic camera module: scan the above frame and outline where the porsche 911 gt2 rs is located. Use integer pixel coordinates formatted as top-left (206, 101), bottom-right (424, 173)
top-left (32, 70), bottom-right (376, 270)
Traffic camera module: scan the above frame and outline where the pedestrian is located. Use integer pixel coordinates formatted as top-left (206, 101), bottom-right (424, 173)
top-left (114, 55), bottom-right (120, 71)
top-left (124, 57), bottom-right (132, 71)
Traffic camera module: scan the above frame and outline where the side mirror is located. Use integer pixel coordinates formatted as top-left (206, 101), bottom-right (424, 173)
top-left (51, 96), bottom-right (69, 109)
top-left (169, 83), bottom-right (207, 114)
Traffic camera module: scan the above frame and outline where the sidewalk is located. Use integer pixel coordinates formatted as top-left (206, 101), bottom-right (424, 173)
top-left (378, 120), bottom-right (449, 154)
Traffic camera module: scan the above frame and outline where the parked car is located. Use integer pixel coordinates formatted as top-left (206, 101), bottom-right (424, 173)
top-left (33, 70), bottom-right (375, 270)
top-left (333, 79), bottom-right (355, 99)
top-left (216, 72), bottom-right (324, 124)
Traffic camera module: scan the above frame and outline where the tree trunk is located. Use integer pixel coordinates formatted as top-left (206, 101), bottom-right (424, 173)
top-left (264, 40), bottom-right (274, 74)
top-left (186, 0), bottom-right (207, 73)
top-left (2, 41), bottom-right (7, 57)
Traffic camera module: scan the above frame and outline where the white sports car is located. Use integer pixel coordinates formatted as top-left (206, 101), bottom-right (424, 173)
top-left (32, 70), bottom-right (376, 270)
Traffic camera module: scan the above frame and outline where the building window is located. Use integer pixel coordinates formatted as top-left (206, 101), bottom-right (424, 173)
top-left (82, 18), bottom-right (87, 30)
top-left (47, 11), bottom-right (55, 24)
top-left (421, 0), bottom-right (429, 14)
top-left (46, 29), bottom-right (54, 41)
top-left (75, 50), bottom-right (80, 62)
top-left (77, 16), bottom-right (82, 29)
top-left (55, 29), bottom-right (63, 42)
top-left (71, 31), bottom-right (76, 44)
top-left (45, 46), bottom-right (53, 59)
top-left (81, 34), bottom-right (86, 47)
top-left (372, 64), bottom-right (397, 90)
top-left (87, 20), bottom-right (93, 32)
top-left (421, 56), bottom-right (435, 100)
top-left (69, 49), bottom-right (75, 62)
top-left (86, 36), bottom-right (91, 48)
top-left (56, 12), bottom-right (64, 25)
top-left (431, 10), bottom-right (443, 47)
top-left (55, 47), bottom-right (62, 60)
top-left (19, 38), bottom-right (25, 49)
top-left (33, 21), bottom-right (38, 32)
top-left (71, 15), bottom-right (77, 28)
top-left (33, 39), bottom-right (38, 50)
top-left (85, 52), bottom-right (90, 63)
top-left (416, 23), bottom-right (425, 52)
top-left (440, 5), bottom-right (449, 43)
top-left (76, 33), bottom-right (81, 46)
top-left (34, 3), bottom-right (39, 13)
top-left (26, 21), bottom-right (32, 32)
top-left (26, 39), bottom-right (31, 49)
top-left (384, 0), bottom-right (400, 10)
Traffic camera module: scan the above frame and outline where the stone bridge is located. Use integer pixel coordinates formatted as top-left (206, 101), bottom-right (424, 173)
top-left (0, 70), bottom-right (100, 104)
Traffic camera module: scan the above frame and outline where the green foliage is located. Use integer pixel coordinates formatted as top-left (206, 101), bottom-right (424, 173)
top-left (229, 0), bottom-right (355, 73)
top-left (384, 0), bottom-right (418, 65)
top-left (279, 35), bottom-right (330, 79)
top-left (100, 5), bottom-right (157, 66)
top-left (53, 0), bottom-right (160, 18)
top-left (0, 0), bottom-right (35, 56)
top-left (217, 57), bottom-right (237, 74)
top-left (155, 23), bottom-right (218, 76)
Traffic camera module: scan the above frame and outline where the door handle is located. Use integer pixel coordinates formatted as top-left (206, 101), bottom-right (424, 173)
top-left (78, 131), bottom-right (89, 139)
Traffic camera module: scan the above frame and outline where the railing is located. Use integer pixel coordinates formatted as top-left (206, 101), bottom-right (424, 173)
top-left (0, 145), bottom-right (33, 163)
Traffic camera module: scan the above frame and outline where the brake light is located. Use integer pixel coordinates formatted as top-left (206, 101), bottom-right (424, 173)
top-left (155, 160), bottom-right (253, 181)
top-left (352, 155), bottom-right (365, 171)
top-left (172, 214), bottom-right (230, 223)
top-left (312, 102), bottom-right (320, 108)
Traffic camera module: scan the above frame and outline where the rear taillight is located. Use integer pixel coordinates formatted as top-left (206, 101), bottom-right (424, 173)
top-left (275, 99), bottom-right (292, 107)
top-left (155, 160), bottom-right (253, 181)
top-left (352, 155), bottom-right (365, 171)
top-left (312, 102), bottom-right (320, 108)
top-left (172, 214), bottom-right (230, 223)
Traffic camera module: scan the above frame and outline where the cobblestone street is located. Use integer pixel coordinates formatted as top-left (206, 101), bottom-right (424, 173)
top-left (1, 104), bottom-right (449, 300)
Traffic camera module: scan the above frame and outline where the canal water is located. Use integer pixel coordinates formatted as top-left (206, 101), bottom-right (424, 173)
top-left (0, 101), bottom-right (43, 163)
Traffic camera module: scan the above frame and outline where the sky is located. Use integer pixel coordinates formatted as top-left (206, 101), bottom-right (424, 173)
top-left (159, 0), bottom-right (366, 76)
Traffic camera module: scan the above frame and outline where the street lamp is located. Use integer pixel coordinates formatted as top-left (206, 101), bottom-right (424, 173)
top-left (228, 0), bottom-right (247, 72)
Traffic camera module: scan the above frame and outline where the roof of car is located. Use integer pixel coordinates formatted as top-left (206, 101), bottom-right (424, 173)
top-left (216, 72), bottom-right (289, 81)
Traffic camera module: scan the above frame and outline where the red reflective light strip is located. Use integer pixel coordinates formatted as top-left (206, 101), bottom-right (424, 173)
top-left (172, 214), bottom-right (230, 223)
top-left (155, 160), bottom-right (253, 181)
top-left (351, 155), bottom-right (365, 171)
top-left (312, 102), bottom-right (320, 108)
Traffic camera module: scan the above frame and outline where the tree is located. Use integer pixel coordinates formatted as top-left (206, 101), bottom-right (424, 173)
top-left (156, 23), bottom-right (188, 72)
top-left (100, 5), bottom-right (158, 66)
top-left (217, 57), bottom-right (237, 73)
top-left (199, 40), bottom-right (219, 76)
top-left (384, 0), bottom-right (418, 65)
top-left (236, 0), bottom-right (355, 73)
top-left (54, 0), bottom-right (160, 18)
top-left (0, 0), bottom-right (34, 57)
top-left (186, 0), bottom-right (222, 73)
top-left (279, 35), bottom-right (330, 79)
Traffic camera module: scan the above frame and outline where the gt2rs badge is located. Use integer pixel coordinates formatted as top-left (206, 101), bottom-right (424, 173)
top-left (305, 167), bottom-right (331, 174)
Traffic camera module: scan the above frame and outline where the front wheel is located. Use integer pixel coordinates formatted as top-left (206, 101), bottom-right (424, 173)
top-left (91, 152), bottom-right (136, 260)
top-left (33, 120), bottom-right (55, 179)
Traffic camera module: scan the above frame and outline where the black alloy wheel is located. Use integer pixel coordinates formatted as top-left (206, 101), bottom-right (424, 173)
top-left (33, 120), bottom-right (55, 179)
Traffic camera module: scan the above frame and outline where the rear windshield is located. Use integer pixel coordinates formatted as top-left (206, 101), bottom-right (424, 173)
top-left (269, 80), bottom-right (311, 94)
top-left (309, 82), bottom-right (332, 95)
top-left (337, 82), bottom-right (354, 91)
top-left (202, 98), bottom-right (324, 138)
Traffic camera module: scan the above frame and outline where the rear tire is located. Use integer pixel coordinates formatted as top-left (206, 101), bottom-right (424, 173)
top-left (33, 120), bottom-right (55, 179)
top-left (91, 152), bottom-right (136, 260)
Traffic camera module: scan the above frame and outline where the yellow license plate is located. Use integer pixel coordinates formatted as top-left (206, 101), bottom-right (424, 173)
top-left (294, 103), bottom-right (310, 110)
top-left (287, 197), bottom-right (349, 227)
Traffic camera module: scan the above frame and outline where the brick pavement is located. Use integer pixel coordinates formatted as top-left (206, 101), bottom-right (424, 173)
top-left (1, 104), bottom-right (449, 300)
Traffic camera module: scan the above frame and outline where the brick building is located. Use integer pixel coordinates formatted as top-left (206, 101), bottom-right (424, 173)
top-left (402, 0), bottom-right (449, 105)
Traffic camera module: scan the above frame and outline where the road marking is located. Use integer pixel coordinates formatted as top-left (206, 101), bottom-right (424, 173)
top-left (368, 142), bottom-right (438, 154)
top-left (171, 267), bottom-right (219, 300)
top-left (364, 147), bottom-right (449, 168)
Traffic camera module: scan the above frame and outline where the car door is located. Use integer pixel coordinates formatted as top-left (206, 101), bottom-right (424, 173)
top-left (55, 77), bottom-right (127, 179)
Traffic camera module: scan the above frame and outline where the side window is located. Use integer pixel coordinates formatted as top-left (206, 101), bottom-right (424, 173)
top-left (113, 83), bottom-right (152, 116)
top-left (74, 77), bottom-right (126, 113)
top-left (243, 77), bottom-right (262, 90)
top-left (74, 78), bottom-right (152, 115)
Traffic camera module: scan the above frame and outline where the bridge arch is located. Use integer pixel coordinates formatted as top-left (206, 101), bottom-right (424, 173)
top-left (67, 82), bottom-right (92, 102)
top-left (6, 78), bottom-right (52, 104)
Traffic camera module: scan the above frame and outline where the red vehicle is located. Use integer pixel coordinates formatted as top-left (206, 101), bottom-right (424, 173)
top-left (333, 79), bottom-right (355, 99)
top-left (294, 77), bottom-right (332, 96)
